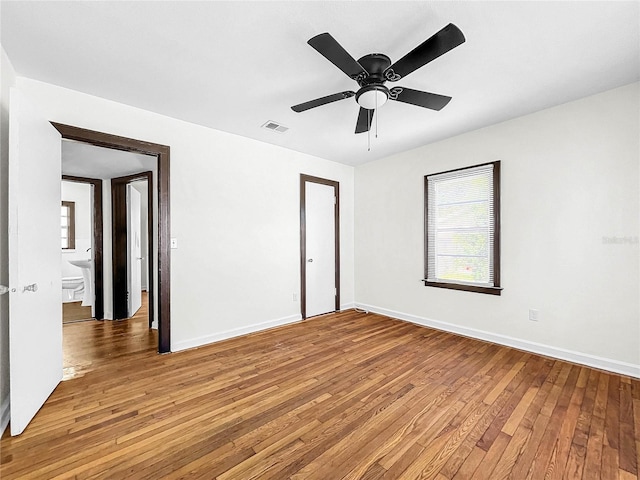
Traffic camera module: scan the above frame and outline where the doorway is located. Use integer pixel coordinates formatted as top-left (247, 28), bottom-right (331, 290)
top-left (53, 123), bottom-right (171, 353)
top-left (111, 172), bottom-right (153, 324)
top-left (300, 174), bottom-right (340, 319)
top-left (61, 175), bottom-right (103, 322)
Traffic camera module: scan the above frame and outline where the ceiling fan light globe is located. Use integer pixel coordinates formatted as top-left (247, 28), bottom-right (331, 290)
top-left (356, 86), bottom-right (389, 109)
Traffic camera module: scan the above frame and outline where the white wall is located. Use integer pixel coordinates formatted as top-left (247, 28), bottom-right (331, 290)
top-left (355, 82), bottom-right (640, 376)
top-left (16, 77), bottom-right (355, 351)
top-left (61, 181), bottom-right (92, 281)
top-left (0, 47), bottom-right (17, 434)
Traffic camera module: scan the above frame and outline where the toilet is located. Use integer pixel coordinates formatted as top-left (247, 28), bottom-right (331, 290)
top-left (62, 276), bottom-right (85, 302)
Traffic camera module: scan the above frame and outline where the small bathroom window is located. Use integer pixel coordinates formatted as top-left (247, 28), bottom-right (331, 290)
top-left (61, 201), bottom-right (76, 250)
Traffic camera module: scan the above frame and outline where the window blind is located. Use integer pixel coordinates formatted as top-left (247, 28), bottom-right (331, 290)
top-left (427, 163), bottom-right (495, 286)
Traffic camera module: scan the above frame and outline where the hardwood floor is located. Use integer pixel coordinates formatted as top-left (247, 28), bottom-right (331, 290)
top-left (1, 310), bottom-right (638, 479)
top-left (63, 291), bottom-right (153, 380)
top-left (62, 300), bottom-right (93, 323)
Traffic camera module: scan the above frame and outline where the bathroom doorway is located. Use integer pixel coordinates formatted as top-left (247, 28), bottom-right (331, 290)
top-left (61, 176), bottom-right (103, 324)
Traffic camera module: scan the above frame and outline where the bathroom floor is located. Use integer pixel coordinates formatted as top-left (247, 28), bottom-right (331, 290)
top-left (62, 301), bottom-right (93, 323)
top-left (62, 292), bottom-right (156, 380)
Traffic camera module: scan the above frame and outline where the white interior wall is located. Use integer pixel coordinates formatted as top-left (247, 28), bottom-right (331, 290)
top-left (61, 181), bottom-right (92, 281)
top-left (355, 82), bottom-right (640, 376)
top-left (16, 77), bottom-right (355, 351)
top-left (0, 47), bottom-right (17, 434)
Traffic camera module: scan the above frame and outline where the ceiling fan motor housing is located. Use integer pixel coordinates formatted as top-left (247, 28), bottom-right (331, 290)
top-left (357, 53), bottom-right (391, 80)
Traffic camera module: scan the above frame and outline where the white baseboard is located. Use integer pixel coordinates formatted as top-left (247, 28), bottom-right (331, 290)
top-left (340, 302), bottom-right (355, 311)
top-left (356, 303), bottom-right (640, 379)
top-left (1, 396), bottom-right (9, 436)
top-left (172, 314), bottom-right (302, 352)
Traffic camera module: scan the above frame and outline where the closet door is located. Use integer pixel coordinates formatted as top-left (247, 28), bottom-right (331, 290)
top-left (301, 175), bottom-right (339, 318)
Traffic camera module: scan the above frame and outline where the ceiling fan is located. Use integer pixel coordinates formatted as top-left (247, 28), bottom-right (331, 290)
top-left (291, 24), bottom-right (465, 134)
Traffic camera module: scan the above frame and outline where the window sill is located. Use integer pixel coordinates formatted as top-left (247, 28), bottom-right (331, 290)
top-left (423, 280), bottom-right (503, 296)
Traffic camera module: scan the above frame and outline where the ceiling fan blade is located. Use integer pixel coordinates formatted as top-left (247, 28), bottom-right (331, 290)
top-left (389, 87), bottom-right (452, 111)
top-left (291, 91), bottom-right (355, 113)
top-left (308, 33), bottom-right (368, 80)
top-left (355, 107), bottom-right (374, 134)
top-left (384, 23), bottom-right (465, 81)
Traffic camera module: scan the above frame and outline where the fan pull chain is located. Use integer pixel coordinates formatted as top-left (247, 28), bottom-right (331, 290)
top-left (367, 109), bottom-right (371, 152)
top-left (375, 95), bottom-right (378, 139)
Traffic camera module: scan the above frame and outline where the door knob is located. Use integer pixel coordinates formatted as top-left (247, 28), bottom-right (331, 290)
top-left (307, 258), bottom-right (313, 263)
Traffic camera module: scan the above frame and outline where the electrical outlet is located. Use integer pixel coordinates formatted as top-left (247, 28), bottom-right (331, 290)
top-left (293, 293), bottom-right (298, 302)
top-left (529, 309), bottom-right (539, 322)
top-left (170, 238), bottom-right (178, 249)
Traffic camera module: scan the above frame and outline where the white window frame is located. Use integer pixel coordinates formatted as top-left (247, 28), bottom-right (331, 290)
top-left (61, 201), bottom-right (76, 250)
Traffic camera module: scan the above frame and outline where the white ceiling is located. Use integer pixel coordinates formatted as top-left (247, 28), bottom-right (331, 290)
top-left (62, 140), bottom-right (156, 179)
top-left (3, 1), bottom-right (639, 166)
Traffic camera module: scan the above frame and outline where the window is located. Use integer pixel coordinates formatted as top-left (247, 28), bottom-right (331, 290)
top-left (61, 201), bottom-right (76, 250)
top-left (425, 161), bottom-right (501, 295)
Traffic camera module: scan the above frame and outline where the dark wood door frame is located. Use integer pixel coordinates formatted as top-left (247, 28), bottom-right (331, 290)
top-left (111, 171), bottom-right (153, 325)
top-left (52, 123), bottom-right (171, 353)
top-left (61, 175), bottom-right (104, 320)
top-left (299, 174), bottom-right (340, 319)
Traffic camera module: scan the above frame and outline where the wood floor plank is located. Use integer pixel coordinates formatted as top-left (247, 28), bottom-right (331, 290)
top-left (470, 431), bottom-right (512, 479)
top-left (492, 424), bottom-right (532, 480)
top-left (546, 367), bottom-right (589, 480)
top-left (438, 383), bottom-right (517, 478)
top-left (526, 364), bottom-right (581, 479)
top-left (1, 309), bottom-right (638, 480)
top-left (399, 400), bottom-right (492, 479)
top-left (633, 396), bottom-right (640, 479)
top-left (583, 372), bottom-right (610, 480)
top-left (620, 378), bottom-right (639, 476)
top-left (451, 445), bottom-right (485, 480)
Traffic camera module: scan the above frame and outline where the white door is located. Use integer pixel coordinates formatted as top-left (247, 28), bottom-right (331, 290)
top-left (127, 184), bottom-right (142, 317)
top-left (304, 181), bottom-right (336, 317)
top-left (8, 88), bottom-right (62, 435)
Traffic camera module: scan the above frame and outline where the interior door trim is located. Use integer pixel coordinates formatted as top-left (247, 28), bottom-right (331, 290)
top-left (52, 123), bottom-right (171, 353)
top-left (300, 174), bottom-right (340, 319)
top-left (61, 175), bottom-right (104, 320)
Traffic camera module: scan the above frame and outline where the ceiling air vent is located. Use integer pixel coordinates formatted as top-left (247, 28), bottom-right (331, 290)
top-left (261, 120), bottom-right (289, 133)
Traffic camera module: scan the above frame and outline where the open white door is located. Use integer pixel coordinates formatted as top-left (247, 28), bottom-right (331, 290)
top-left (127, 184), bottom-right (142, 317)
top-left (304, 181), bottom-right (336, 317)
top-left (8, 88), bottom-right (62, 435)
